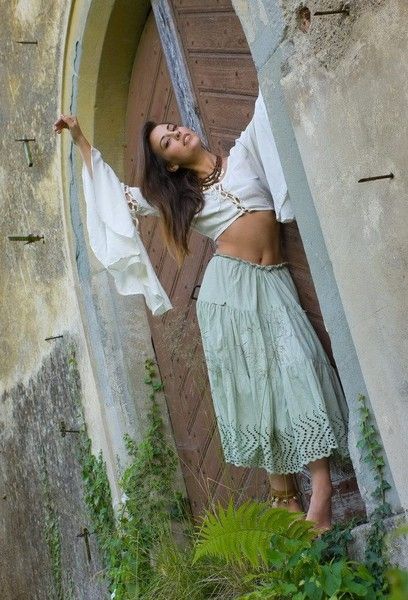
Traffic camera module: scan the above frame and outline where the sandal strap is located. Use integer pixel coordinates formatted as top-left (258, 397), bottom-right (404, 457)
top-left (269, 487), bottom-right (298, 500)
top-left (269, 487), bottom-right (298, 505)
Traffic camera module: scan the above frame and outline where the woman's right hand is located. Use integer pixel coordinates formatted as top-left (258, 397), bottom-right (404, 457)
top-left (54, 114), bottom-right (92, 173)
top-left (53, 114), bottom-right (84, 144)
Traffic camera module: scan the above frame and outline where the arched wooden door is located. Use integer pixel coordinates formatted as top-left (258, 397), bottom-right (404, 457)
top-left (124, 5), bottom-right (365, 521)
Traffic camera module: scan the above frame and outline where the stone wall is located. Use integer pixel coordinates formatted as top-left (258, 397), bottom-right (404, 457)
top-left (0, 0), bottom-right (182, 594)
top-left (279, 0), bottom-right (408, 506)
top-left (0, 342), bottom-right (108, 599)
top-left (232, 0), bottom-right (406, 510)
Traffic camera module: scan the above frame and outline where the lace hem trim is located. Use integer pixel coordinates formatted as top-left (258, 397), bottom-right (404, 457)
top-left (217, 408), bottom-right (349, 475)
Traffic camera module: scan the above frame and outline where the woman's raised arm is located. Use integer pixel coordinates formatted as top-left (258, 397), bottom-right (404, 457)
top-left (53, 114), bottom-right (157, 218)
top-left (52, 114), bottom-right (170, 315)
top-left (231, 90), bottom-right (294, 223)
top-left (53, 114), bottom-right (92, 174)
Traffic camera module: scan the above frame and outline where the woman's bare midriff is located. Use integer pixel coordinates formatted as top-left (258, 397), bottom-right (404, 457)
top-left (215, 210), bottom-right (284, 265)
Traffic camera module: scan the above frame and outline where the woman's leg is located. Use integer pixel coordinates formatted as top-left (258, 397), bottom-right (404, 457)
top-left (269, 459), bottom-right (334, 531)
top-left (305, 457), bottom-right (333, 531)
top-left (268, 473), bottom-right (303, 512)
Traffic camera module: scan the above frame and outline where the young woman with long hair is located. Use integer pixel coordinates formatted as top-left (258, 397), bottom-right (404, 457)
top-left (54, 89), bottom-right (349, 532)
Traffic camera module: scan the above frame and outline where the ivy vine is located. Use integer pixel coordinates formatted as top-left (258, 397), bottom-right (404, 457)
top-left (68, 352), bottom-right (186, 598)
top-left (356, 393), bottom-right (392, 594)
top-left (39, 451), bottom-right (63, 600)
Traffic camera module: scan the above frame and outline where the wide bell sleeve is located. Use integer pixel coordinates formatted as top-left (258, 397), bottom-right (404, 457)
top-left (234, 90), bottom-right (295, 223)
top-left (81, 147), bottom-right (173, 315)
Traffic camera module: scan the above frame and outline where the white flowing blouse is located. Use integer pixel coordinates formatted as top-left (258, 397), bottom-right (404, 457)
top-left (81, 90), bottom-right (295, 316)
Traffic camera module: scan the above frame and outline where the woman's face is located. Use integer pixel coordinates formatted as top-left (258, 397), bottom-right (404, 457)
top-left (149, 122), bottom-right (202, 170)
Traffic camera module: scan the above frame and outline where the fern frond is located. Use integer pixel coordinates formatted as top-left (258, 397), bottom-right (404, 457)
top-left (193, 499), bottom-right (315, 568)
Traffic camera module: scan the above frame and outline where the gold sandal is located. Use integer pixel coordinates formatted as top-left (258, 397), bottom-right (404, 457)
top-left (269, 487), bottom-right (299, 508)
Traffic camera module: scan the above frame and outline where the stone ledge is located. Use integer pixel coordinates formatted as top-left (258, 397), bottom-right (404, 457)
top-left (348, 513), bottom-right (408, 569)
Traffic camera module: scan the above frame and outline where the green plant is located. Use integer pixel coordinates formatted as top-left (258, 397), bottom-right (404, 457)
top-left (70, 355), bottom-right (184, 599)
top-left (387, 568), bottom-right (408, 600)
top-left (357, 394), bottom-right (392, 593)
top-left (40, 453), bottom-right (63, 600)
top-left (78, 437), bottom-right (116, 568)
top-left (107, 360), bottom-right (182, 599)
top-left (142, 531), bottom-right (239, 600)
top-left (194, 499), bottom-right (315, 568)
top-left (319, 517), bottom-right (363, 563)
top-left (236, 557), bottom-right (377, 600)
top-left (193, 500), bottom-right (378, 600)
top-left (67, 348), bottom-right (117, 580)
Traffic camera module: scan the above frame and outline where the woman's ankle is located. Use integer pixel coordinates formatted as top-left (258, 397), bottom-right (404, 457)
top-left (306, 490), bottom-right (332, 529)
top-left (271, 496), bottom-right (303, 513)
top-left (311, 481), bottom-right (333, 500)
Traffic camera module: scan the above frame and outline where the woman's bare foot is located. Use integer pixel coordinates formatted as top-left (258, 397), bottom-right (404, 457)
top-left (305, 485), bottom-right (333, 532)
top-left (306, 457), bottom-right (333, 532)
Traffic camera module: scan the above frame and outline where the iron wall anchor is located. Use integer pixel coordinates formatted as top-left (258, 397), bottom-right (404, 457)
top-left (77, 527), bottom-right (93, 562)
top-left (59, 421), bottom-right (81, 437)
top-left (315, 4), bottom-right (350, 16)
top-left (358, 173), bottom-right (394, 183)
top-left (8, 234), bottom-right (44, 245)
top-left (14, 138), bottom-right (35, 167)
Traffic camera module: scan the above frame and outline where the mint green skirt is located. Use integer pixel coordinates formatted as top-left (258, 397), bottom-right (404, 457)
top-left (196, 254), bottom-right (349, 475)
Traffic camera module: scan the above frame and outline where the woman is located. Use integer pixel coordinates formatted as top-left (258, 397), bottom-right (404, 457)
top-left (54, 89), bottom-right (349, 531)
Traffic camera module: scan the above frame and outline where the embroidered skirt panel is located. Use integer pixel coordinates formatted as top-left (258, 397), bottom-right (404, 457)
top-left (196, 254), bottom-right (349, 475)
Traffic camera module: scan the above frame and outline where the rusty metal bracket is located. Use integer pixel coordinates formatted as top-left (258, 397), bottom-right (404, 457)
top-left (190, 284), bottom-right (201, 301)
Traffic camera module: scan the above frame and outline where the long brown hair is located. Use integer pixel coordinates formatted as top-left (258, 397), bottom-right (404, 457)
top-left (139, 120), bottom-right (205, 265)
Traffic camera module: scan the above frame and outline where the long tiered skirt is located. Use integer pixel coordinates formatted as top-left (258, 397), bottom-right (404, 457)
top-left (196, 254), bottom-right (349, 475)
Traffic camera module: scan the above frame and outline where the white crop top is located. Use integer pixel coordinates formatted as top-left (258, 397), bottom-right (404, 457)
top-left (81, 90), bottom-right (295, 315)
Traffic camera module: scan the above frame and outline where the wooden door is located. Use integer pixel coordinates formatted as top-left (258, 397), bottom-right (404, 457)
top-left (125, 6), bottom-right (365, 521)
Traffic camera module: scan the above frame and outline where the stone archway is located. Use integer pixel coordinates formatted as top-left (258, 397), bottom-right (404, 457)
top-left (59, 0), bottom-right (180, 504)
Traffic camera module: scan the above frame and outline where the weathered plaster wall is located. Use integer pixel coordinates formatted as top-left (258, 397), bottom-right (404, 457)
top-left (1, 0), bottom-right (185, 594)
top-left (0, 0), bottom-right (127, 507)
top-left (0, 0), bottom-right (116, 593)
top-left (0, 343), bottom-right (108, 599)
top-left (279, 0), bottom-right (408, 506)
top-left (232, 0), bottom-right (406, 508)
top-left (1, 0), bottom-right (74, 392)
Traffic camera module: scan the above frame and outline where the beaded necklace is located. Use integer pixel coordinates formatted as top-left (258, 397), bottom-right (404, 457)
top-left (200, 155), bottom-right (224, 190)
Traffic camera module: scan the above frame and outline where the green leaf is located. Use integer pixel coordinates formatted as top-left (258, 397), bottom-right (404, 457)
top-left (280, 582), bottom-right (298, 594)
top-left (320, 562), bottom-right (343, 596)
top-left (387, 567), bottom-right (408, 600)
top-left (343, 579), bottom-right (370, 596)
top-left (304, 579), bottom-right (323, 600)
top-left (193, 500), bottom-right (315, 568)
top-left (267, 548), bottom-right (286, 566)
